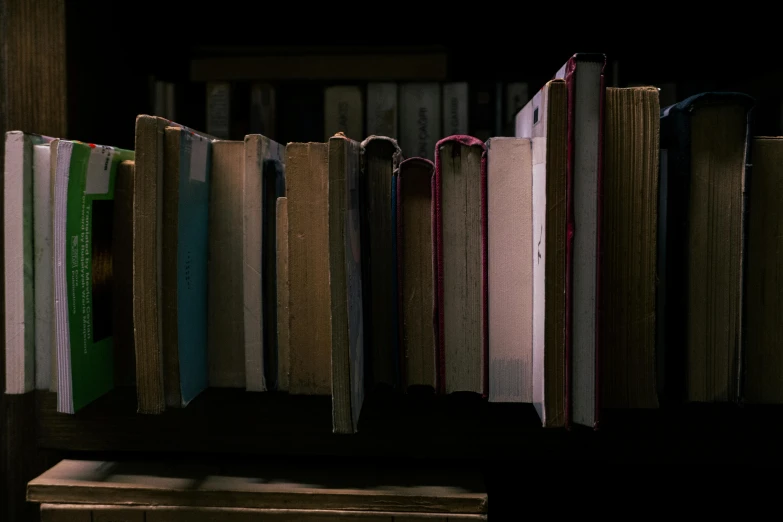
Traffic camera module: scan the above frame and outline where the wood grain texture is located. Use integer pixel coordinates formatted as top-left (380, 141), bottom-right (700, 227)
top-left (0, 1), bottom-right (66, 520)
top-left (28, 459), bottom-right (487, 514)
top-left (38, 504), bottom-right (485, 521)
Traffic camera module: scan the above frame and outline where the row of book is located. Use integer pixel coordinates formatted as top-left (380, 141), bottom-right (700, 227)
top-left (195, 80), bottom-right (530, 150)
top-left (4, 52), bottom-right (782, 434)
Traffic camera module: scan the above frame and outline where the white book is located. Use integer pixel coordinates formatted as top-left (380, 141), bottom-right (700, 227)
top-left (442, 83), bottom-right (468, 136)
top-left (366, 83), bottom-right (397, 138)
top-left (400, 83), bottom-right (440, 160)
top-left (34, 143), bottom-right (53, 390)
top-left (4, 131), bottom-right (50, 393)
top-left (486, 137), bottom-right (533, 403)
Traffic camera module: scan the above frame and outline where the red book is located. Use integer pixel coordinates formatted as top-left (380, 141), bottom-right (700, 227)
top-left (433, 135), bottom-right (488, 396)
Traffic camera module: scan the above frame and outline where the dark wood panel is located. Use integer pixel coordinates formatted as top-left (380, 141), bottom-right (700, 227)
top-left (35, 387), bottom-right (783, 465)
top-left (0, 1), bottom-right (68, 521)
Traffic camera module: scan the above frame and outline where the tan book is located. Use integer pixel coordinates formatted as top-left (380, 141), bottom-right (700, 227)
top-left (276, 197), bottom-right (290, 391)
top-left (324, 86), bottom-right (363, 141)
top-left (208, 140), bottom-right (246, 387)
top-left (286, 142), bottom-right (332, 394)
top-left (133, 115), bottom-right (213, 413)
top-left (28, 460), bottom-right (487, 516)
top-left (744, 137), bottom-right (783, 403)
top-left (243, 134), bottom-right (285, 391)
top-left (601, 87), bottom-right (660, 409)
top-left (515, 79), bottom-right (567, 427)
top-left (397, 158), bottom-right (436, 389)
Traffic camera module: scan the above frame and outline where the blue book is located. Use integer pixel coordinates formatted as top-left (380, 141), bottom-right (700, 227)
top-left (162, 127), bottom-right (211, 407)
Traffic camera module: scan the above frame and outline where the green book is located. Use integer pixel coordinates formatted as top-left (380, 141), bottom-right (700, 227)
top-left (53, 140), bottom-right (134, 413)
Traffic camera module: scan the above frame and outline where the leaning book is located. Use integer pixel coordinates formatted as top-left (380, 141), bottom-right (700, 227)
top-left (53, 140), bottom-right (134, 414)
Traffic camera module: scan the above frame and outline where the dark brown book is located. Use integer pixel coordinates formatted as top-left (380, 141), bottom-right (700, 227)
top-left (601, 87), bottom-right (660, 409)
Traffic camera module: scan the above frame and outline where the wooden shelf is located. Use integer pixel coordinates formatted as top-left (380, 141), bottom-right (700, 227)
top-left (33, 388), bottom-right (783, 465)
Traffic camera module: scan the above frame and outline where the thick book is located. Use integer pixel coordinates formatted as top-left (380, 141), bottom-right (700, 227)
top-left (285, 142), bottom-right (332, 395)
top-left (555, 53), bottom-right (606, 428)
top-left (52, 141), bottom-right (134, 413)
top-left (396, 157), bottom-right (437, 390)
top-left (601, 87), bottom-right (660, 409)
top-left (659, 92), bottom-right (754, 404)
top-left (4, 131), bottom-right (54, 394)
top-left (359, 136), bottom-right (402, 390)
top-left (745, 137), bottom-right (783, 403)
top-left (515, 79), bottom-right (568, 427)
top-left (433, 135), bottom-right (488, 395)
top-left (161, 128), bottom-right (211, 407)
top-left (328, 133), bottom-right (365, 433)
top-left (244, 134), bottom-right (286, 391)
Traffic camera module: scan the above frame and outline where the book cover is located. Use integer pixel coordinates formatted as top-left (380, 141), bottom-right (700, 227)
top-left (173, 130), bottom-right (211, 405)
top-left (4, 131), bottom-right (53, 394)
top-left (54, 141), bottom-right (134, 413)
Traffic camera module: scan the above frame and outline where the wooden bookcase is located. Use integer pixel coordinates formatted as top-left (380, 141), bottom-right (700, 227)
top-left (4, 4), bottom-right (783, 520)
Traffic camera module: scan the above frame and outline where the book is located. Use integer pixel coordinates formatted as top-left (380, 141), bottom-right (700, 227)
top-left (52, 140), bottom-right (134, 413)
top-left (208, 140), bottom-right (246, 388)
top-left (244, 134), bottom-right (285, 391)
top-left (486, 137), bottom-right (533, 403)
top-left (396, 157), bottom-right (437, 390)
top-left (4, 131), bottom-right (53, 393)
top-left (328, 133), bottom-right (365, 433)
top-left (601, 87), bottom-right (660, 409)
top-left (400, 83), bottom-right (440, 161)
top-left (515, 79), bottom-right (567, 427)
top-left (745, 137), bottom-right (783, 403)
top-left (285, 142), bottom-right (331, 395)
top-left (433, 135), bottom-right (488, 395)
top-left (161, 128), bottom-right (211, 407)
top-left (366, 83), bottom-right (398, 138)
top-left (34, 141), bottom-right (54, 391)
top-left (359, 136), bottom-right (402, 390)
top-left (659, 92), bottom-right (754, 403)
top-left (443, 83), bottom-right (469, 136)
top-left (275, 197), bottom-right (290, 391)
top-left (555, 53), bottom-right (606, 428)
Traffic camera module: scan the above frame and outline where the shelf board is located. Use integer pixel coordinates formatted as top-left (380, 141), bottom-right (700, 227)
top-left (34, 388), bottom-right (783, 463)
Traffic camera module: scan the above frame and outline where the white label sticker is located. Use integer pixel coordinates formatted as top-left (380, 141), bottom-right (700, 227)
top-left (85, 145), bottom-right (115, 194)
top-left (190, 134), bottom-right (208, 183)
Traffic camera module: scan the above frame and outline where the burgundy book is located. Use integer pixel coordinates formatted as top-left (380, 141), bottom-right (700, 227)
top-left (554, 53), bottom-right (606, 429)
top-left (433, 135), bottom-right (488, 396)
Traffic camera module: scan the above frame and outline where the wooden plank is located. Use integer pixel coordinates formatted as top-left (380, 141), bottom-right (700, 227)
top-left (0, 1), bottom-right (67, 520)
top-left (38, 504), bottom-right (484, 521)
top-left (190, 54), bottom-right (448, 82)
top-left (28, 459), bottom-right (487, 514)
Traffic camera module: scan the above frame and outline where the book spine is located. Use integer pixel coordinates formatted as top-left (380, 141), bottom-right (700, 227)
top-left (400, 83), bottom-right (440, 161)
top-left (442, 83), bottom-right (468, 137)
top-left (206, 82), bottom-right (231, 139)
top-left (366, 83), bottom-right (398, 138)
top-left (324, 86), bottom-right (363, 141)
